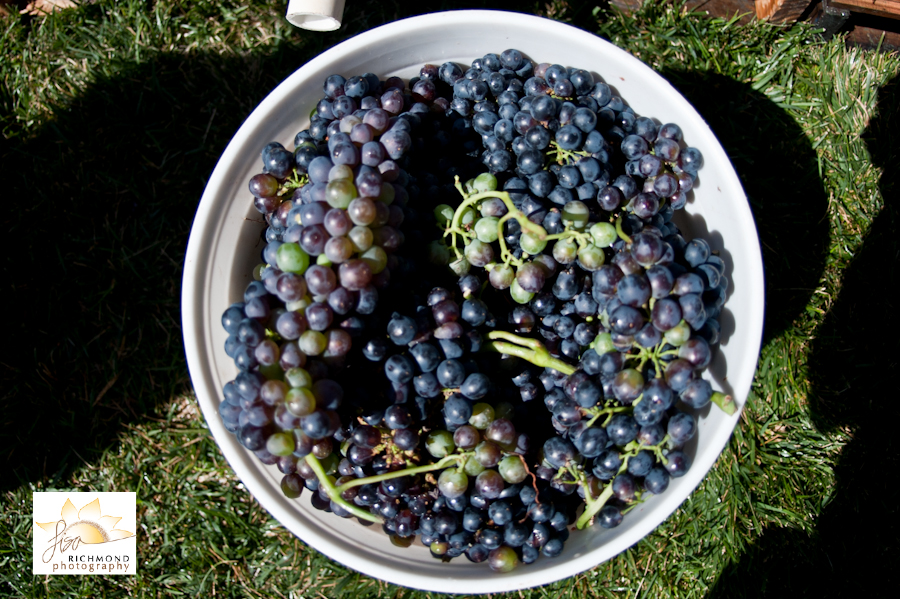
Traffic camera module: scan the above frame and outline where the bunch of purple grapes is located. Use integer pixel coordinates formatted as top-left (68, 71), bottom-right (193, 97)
top-left (215, 49), bottom-right (734, 573)
top-left (309, 288), bottom-right (580, 570)
top-left (224, 70), bottom-right (457, 375)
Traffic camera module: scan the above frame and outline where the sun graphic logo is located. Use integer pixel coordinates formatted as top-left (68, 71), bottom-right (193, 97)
top-left (33, 492), bottom-right (137, 575)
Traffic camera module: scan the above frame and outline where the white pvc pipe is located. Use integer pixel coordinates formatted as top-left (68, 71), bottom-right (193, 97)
top-left (285, 0), bottom-right (345, 31)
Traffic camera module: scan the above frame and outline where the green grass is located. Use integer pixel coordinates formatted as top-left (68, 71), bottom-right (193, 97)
top-left (2, 0), bottom-right (898, 597)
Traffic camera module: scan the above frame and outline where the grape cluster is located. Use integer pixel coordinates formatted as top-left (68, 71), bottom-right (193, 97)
top-left (307, 288), bottom-right (580, 569)
top-left (431, 50), bottom-right (704, 306)
top-left (216, 49), bottom-right (735, 573)
top-left (227, 69), bottom-right (459, 371)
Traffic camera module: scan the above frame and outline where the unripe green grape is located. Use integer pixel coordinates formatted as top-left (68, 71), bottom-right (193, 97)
top-left (494, 402), bottom-right (516, 421)
top-left (280, 473), bottom-right (303, 498)
top-left (437, 468), bottom-right (468, 498)
top-left (266, 431), bottom-right (296, 457)
top-left (434, 204), bottom-right (455, 228)
top-left (316, 254), bottom-right (333, 267)
top-left (286, 296), bottom-right (312, 312)
top-left (426, 430), bottom-right (456, 458)
top-left (458, 206), bottom-right (478, 228)
top-left (474, 217), bottom-right (500, 243)
top-left (276, 242), bottom-right (310, 274)
top-left (488, 262), bottom-right (515, 289)
top-left (552, 238), bottom-right (578, 264)
top-left (258, 363), bottom-right (283, 381)
top-left (348, 225), bottom-right (374, 252)
top-left (590, 221), bottom-right (618, 247)
top-left (391, 535), bottom-right (414, 548)
top-left (463, 455), bottom-right (486, 477)
top-left (520, 232), bottom-right (547, 255)
top-left (360, 245), bottom-right (388, 274)
top-left (510, 278), bottom-right (534, 304)
top-left (449, 256), bottom-right (471, 276)
top-left (498, 455), bottom-right (528, 484)
top-left (285, 387), bottom-right (316, 417)
top-left (464, 239), bottom-right (494, 267)
top-left (562, 200), bottom-right (590, 230)
top-left (377, 182), bottom-right (395, 205)
top-left (488, 546), bottom-right (519, 573)
top-left (473, 172), bottom-right (498, 191)
top-left (469, 403), bottom-right (495, 430)
top-left (298, 330), bottom-right (327, 355)
top-left (318, 452), bottom-right (339, 474)
top-left (285, 367), bottom-right (313, 389)
top-left (664, 319), bottom-right (692, 346)
top-left (592, 332), bottom-right (616, 354)
top-left (577, 243), bottom-right (605, 271)
top-left (339, 115), bottom-right (361, 133)
top-left (325, 178), bottom-right (357, 209)
top-left (329, 164), bottom-right (353, 181)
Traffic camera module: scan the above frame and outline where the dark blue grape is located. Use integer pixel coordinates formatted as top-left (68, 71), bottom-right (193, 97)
top-left (488, 500), bottom-right (513, 526)
top-left (574, 426), bottom-right (608, 458)
top-left (637, 423), bottom-right (666, 446)
top-left (678, 147), bottom-right (704, 173)
top-left (408, 342), bottom-right (440, 373)
top-left (387, 313), bottom-right (417, 345)
top-left (362, 337), bottom-right (388, 362)
top-left (543, 436), bottom-right (576, 468)
top-left (679, 293), bottom-right (707, 329)
top-left (664, 450), bottom-right (692, 477)
top-left (384, 354), bottom-right (415, 385)
top-left (668, 412), bottom-right (697, 445)
top-left (555, 124), bottom-right (583, 150)
top-left (628, 450), bottom-right (655, 477)
top-left (651, 297), bottom-right (682, 331)
top-left (460, 373), bottom-right (491, 400)
top-left (610, 304), bottom-right (644, 335)
top-left (413, 372), bottom-right (441, 398)
top-left (437, 359), bottom-right (466, 387)
top-left (443, 395), bottom-right (473, 426)
top-left (607, 414), bottom-right (639, 445)
top-left (598, 505), bottom-right (623, 528)
top-left (542, 537), bottom-right (565, 558)
top-left (680, 378), bottom-right (713, 409)
top-left (635, 323), bottom-right (662, 348)
top-left (439, 338), bottom-right (466, 359)
top-left (644, 466), bottom-right (670, 494)
top-left (504, 521), bottom-right (530, 547)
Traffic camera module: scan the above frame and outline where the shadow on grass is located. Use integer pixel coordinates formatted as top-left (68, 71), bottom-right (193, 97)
top-left (659, 70), bottom-right (831, 344)
top-left (705, 75), bottom-right (900, 596)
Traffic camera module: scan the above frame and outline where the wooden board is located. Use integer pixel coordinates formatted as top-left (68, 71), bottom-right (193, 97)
top-left (830, 0), bottom-right (900, 18)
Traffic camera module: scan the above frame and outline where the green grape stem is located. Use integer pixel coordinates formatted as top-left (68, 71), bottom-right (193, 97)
top-left (572, 437), bottom-right (669, 529)
top-left (576, 484), bottom-right (615, 530)
top-left (583, 403), bottom-right (631, 428)
top-left (447, 177), bottom-right (548, 266)
top-left (484, 331), bottom-right (576, 375)
top-left (304, 452), bottom-right (472, 524)
top-left (303, 454), bottom-right (381, 524)
top-left (615, 215), bottom-right (633, 245)
top-left (711, 391), bottom-right (737, 415)
top-left (547, 140), bottom-right (591, 165)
